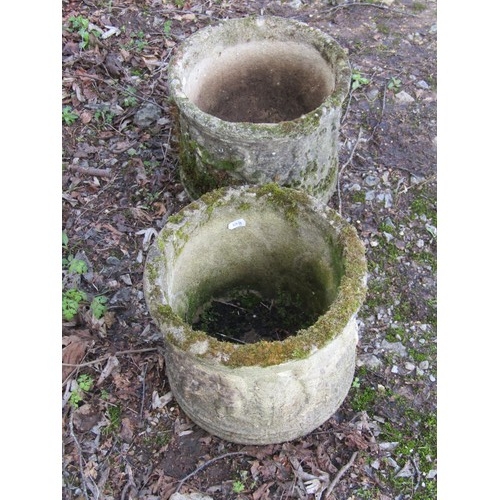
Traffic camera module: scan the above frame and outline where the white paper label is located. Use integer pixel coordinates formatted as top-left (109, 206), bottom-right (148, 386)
top-left (227, 218), bottom-right (246, 230)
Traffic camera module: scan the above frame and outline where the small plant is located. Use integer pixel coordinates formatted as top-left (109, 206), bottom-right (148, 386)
top-left (123, 86), bottom-right (138, 107)
top-left (69, 374), bottom-right (94, 408)
top-left (388, 76), bottom-right (402, 90)
top-left (103, 405), bottom-right (122, 435)
top-left (232, 480), bottom-right (245, 494)
top-left (131, 31), bottom-right (148, 51)
top-left (63, 288), bottom-right (87, 321)
top-left (62, 106), bottom-right (79, 125)
top-left (67, 15), bottom-right (100, 49)
top-left (174, 0), bottom-right (185, 7)
top-left (68, 258), bottom-right (88, 275)
top-left (94, 109), bottom-right (114, 125)
top-left (350, 379), bottom-right (377, 412)
top-left (351, 72), bottom-right (370, 90)
top-left (78, 374), bottom-right (94, 391)
top-left (62, 231), bottom-right (69, 249)
top-left (90, 296), bottom-right (108, 319)
top-left (163, 20), bottom-right (172, 38)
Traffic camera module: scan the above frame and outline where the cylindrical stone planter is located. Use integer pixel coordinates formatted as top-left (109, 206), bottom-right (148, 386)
top-left (143, 184), bottom-right (367, 445)
top-left (167, 16), bottom-right (351, 204)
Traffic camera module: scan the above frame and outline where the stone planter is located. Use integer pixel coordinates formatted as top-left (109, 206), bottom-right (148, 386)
top-left (143, 184), bottom-right (367, 444)
top-left (167, 16), bottom-right (351, 204)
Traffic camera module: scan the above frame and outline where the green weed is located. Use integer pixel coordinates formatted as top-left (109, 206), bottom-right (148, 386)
top-left (62, 106), bottom-right (79, 125)
top-left (67, 15), bottom-right (100, 49)
top-left (90, 296), bottom-right (108, 319)
top-left (164, 20), bottom-right (172, 38)
top-left (103, 405), bottom-right (122, 435)
top-left (69, 374), bottom-right (94, 408)
top-left (122, 87), bottom-right (138, 107)
top-left (351, 72), bottom-right (370, 91)
top-left (232, 480), bottom-right (245, 494)
top-left (388, 77), bottom-right (402, 90)
top-left (94, 109), bottom-right (114, 125)
top-left (62, 288), bottom-right (87, 321)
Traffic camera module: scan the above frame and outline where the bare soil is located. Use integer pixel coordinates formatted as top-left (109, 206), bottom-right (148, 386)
top-left (62, 1), bottom-right (437, 499)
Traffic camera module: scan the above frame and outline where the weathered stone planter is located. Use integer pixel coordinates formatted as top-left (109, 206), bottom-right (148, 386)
top-left (167, 16), bottom-right (351, 204)
top-left (144, 184), bottom-right (367, 444)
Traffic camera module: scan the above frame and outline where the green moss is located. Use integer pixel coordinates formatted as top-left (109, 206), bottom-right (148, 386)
top-left (237, 201), bottom-right (252, 211)
top-left (411, 1), bottom-right (427, 12)
top-left (168, 212), bottom-right (185, 224)
top-left (178, 135), bottom-right (244, 198)
top-left (254, 183), bottom-right (311, 225)
top-left (145, 261), bottom-right (160, 283)
top-left (145, 185), bottom-right (367, 368)
top-left (351, 191), bottom-right (366, 203)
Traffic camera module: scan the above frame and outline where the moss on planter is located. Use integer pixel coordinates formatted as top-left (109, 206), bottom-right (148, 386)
top-left (144, 185), bottom-right (367, 369)
top-left (168, 17), bottom-right (350, 203)
top-left (179, 135), bottom-right (244, 198)
top-left (254, 183), bottom-right (311, 225)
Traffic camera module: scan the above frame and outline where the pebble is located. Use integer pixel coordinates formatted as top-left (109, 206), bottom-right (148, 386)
top-left (134, 102), bottom-right (162, 127)
top-left (365, 175), bottom-right (380, 187)
top-left (416, 80), bottom-right (430, 90)
top-left (358, 354), bottom-right (383, 369)
top-left (381, 340), bottom-right (407, 357)
top-left (416, 239), bottom-right (424, 248)
top-left (404, 362), bottom-right (415, 371)
top-left (391, 365), bottom-right (399, 374)
top-left (395, 91), bottom-right (415, 104)
top-left (419, 360), bottom-right (429, 370)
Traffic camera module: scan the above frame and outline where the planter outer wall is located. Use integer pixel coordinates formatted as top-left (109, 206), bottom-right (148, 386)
top-left (167, 16), bottom-right (351, 204)
top-left (143, 185), bottom-right (367, 445)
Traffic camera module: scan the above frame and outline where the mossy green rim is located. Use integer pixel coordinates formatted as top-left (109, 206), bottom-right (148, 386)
top-left (144, 184), bottom-right (367, 368)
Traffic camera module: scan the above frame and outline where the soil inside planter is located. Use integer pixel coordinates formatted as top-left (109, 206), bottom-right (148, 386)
top-left (186, 41), bottom-right (334, 123)
top-left (192, 290), bottom-right (317, 344)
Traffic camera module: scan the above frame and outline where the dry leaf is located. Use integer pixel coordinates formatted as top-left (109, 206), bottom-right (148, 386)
top-left (253, 481), bottom-right (275, 500)
top-left (62, 334), bottom-right (89, 381)
top-left (97, 355), bottom-right (120, 386)
top-left (80, 110), bottom-right (93, 124)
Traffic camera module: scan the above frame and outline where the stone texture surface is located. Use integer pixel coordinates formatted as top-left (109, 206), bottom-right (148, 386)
top-left (168, 16), bottom-right (351, 203)
top-left (143, 185), bottom-right (367, 444)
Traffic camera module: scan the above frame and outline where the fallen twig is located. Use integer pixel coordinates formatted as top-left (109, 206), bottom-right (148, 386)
top-left (330, 2), bottom-right (417, 17)
top-left (175, 451), bottom-right (253, 494)
top-left (324, 451), bottom-right (358, 499)
top-left (69, 412), bottom-right (92, 500)
top-left (61, 347), bottom-right (159, 369)
top-left (68, 164), bottom-right (112, 178)
top-left (337, 127), bottom-right (364, 215)
top-left (366, 84), bottom-right (387, 143)
top-left (139, 362), bottom-right (148, 422)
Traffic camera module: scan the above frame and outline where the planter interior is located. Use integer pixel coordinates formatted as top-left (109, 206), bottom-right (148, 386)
top-left (184, 40), bottom-right (335, 123)
top-left (144, 184), bottom-right (367, 444)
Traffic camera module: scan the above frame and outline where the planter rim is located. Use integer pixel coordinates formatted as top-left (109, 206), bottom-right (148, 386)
top-left (144, 184), bottom-right (367, 368)
top-left (167, 15), bottom-right (351, 138)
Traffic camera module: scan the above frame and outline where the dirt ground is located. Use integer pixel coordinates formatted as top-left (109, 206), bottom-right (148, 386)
top-left (62, 1), bottom-right (437, 499)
